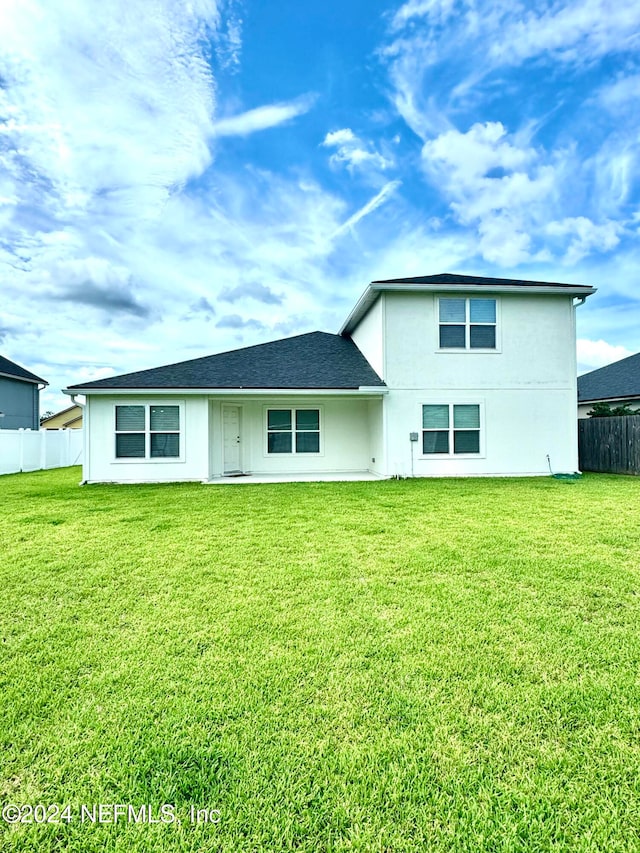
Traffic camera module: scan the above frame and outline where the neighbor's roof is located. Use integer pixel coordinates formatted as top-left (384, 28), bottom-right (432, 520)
top-left (578, 352), bottom-right (640, 403)
top-left (341, 272), bottom-right (596, 334)
top-left (40, 404), bottom-right (83, 428)
top-left (66, 332), bottom-right (386, 392)
top-left (0, 355), bottom-right (47, 385)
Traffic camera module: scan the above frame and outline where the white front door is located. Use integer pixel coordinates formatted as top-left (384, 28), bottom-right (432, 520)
top-left (223, 406), bottom-right (242, 473)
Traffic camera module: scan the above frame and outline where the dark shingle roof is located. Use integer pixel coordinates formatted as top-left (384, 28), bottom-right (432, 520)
top-left (0, 355), bottom-right (47, 385)
top-left (67, 332), bottom-right (385, 391)
top-left (372, 273), bottom-right (594, 290)
top-left (578, 352), bottom-right (640, 403)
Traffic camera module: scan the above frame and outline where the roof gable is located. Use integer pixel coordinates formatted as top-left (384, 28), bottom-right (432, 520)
top-left (67, 332), bottom-right (385, 391)
top-left (578, 352), bottom-right (640, 403)
top-left (341, 272), bottom-right (596, 335)
top-left (0, 355), bottom-right (47, 385)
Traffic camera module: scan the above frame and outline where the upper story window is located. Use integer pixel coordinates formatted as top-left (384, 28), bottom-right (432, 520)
top-left (439, 297), bottom-right (496, 349)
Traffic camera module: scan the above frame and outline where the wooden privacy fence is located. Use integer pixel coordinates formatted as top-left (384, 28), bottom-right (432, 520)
top-left (578, 415), bottom-right (640, 475)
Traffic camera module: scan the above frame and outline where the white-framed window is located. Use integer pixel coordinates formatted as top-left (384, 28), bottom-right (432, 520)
top-left (266, 408), bottom-right (320, 454)
top-left (115, 404), bottom-right (181, 460)
top-left (422, 403), bottom-right (482, 456)
top-left (438, 297), bottom-right (497, 349)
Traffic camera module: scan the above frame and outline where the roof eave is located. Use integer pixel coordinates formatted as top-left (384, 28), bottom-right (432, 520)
top-left (0, 370), bottom-right (48, 385)
top-left (578, 393), bottom-right (640, 405)
top-left (63, 386), bottom-right (388, 396)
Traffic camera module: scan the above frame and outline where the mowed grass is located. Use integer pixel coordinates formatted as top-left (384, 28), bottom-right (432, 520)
top-left (1, 469), bottom-right (640, 852)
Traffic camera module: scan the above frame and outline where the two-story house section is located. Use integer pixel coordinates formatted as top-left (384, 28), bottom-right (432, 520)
top-left (64, 273), bottom-right (595, 484)
top-left (0, 355), bottom-right (48, 430)
top-left (343, 274), bottom-right (596, 478)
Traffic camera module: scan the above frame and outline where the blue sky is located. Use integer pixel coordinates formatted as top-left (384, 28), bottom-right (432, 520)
top-left (1, 0), bottom-right (639, 412)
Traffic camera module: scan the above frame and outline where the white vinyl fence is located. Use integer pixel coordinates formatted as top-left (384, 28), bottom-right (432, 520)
top-left (0, 429), bottom-right (83, 475)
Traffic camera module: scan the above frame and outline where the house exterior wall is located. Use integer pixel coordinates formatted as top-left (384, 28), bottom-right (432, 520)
top-left (378, 291), bottom-right (580, 476)
top-left (208, 396), bottom-right (374, 478)
top-left (382, 292), bottom-right (576, 389)
top-left (84, 395), bottom-right (210, 483)
top-left (83, 393), bottom-right (379, 482)
top-left (350, 294), bottom-right (384, 380)
top-left (0, 376), bottom-right (40, 429)
top-left (366, 398), bottom-right (385, 476)
top-left (384, 388), bottom-right (577, 476)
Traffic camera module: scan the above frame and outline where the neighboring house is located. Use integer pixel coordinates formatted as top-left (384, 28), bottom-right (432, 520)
top-left (40, 404), bottom-right (83, 430)
top-left (577, 352), bottom-right (640, 418)
top-left (0, 355), bottom-right (48, 430)
top-left (64, 273), bottom-right (596, 483)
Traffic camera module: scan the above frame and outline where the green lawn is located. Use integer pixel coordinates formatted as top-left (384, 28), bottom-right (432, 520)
top-left (1, 468), bottom-right (640, 852)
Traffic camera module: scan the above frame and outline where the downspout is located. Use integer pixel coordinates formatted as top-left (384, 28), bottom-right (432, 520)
top-left (37, 382), bottom-right (47, 429)
top-left (570, 296), bottom-right (588, 474)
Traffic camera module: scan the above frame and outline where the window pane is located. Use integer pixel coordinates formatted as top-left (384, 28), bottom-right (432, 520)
top-left (296, 431), bottom-right (319, 453)
top-left (454, 430), bottom-right (480, 453)
top-left (470, 325), bottom-right (496, 348)
top-left (296, 409), bottom-right (319, 431)
top-left (116, 405), bottom-right (145, 431)
top-left (439, 325), bottom-right (466, 348)
top-left (150, 405), bottom-right (179, 431)
top-left (268, 432), bottom-right (292, 453)
top-left (470, 299), bottom-right (496, 323)
top-left (439, 298), bottom-right (465, 322)
top-left (150, 433), bottom-right (179, 457)
top-left (423, 405), bottom-right (449, 429)
top-left (423, 431), bottom-right (449, 453)
top-left (453, 405), bottom-right (480, 429)
top-left (116, 433), bottom-right (145, 458)
top-left (268, 410), bottom-right (291, 431)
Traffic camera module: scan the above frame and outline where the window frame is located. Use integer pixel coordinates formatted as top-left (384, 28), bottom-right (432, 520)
top-left (264, 406), bottom-right (323, 456)
top-left (436, 296), bottom-right (500, 352)
top-left (113, 401), bottom-right (184, 463)
top-left (420, 402), bottom-right (485, 459)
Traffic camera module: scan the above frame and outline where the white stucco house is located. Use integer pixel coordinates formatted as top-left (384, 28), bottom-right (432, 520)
top-left (64, 273), bottom-right (596, 483)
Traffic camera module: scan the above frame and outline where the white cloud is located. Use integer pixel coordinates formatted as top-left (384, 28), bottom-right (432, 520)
top-left (577, 338), bottom-right (633, 370)
top-left (421, 122), bottom-right (556, 265)
top-left (491, 0), bottom-right (640, 66)
top-left (382, 0), bottom-right (640, 148)
top-left (391, 0), bottom-right (458, 30)
top-left (547, 217), bottom-right (621, 265)
top-left (323, 129), bottom-right (357, 147)
top-left (322, 127), bottom-right (394, 174)
top-left (423, 121), bottom-right (533, 185)
top-left (212, 95), bottom-right (316, 137)
top-left (597, 73), bottom-right (640, 112)
top-left (0, 0), bottom-right (219, 219)
top-left (214, 5), bottom-right (243, 71)
top-left (330, 181), bottom-right (402, 239)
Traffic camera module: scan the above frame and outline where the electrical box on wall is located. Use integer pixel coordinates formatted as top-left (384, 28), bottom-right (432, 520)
top-left (409, 432), bottom-right (419, 442)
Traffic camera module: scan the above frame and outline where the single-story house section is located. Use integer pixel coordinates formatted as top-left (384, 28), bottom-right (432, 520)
top-left (578, 352), bottom-right (640, 418)
top-left (64, 273), bottom-right (596, 483)
top-left (0, 355), bottom-right (48, 430)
